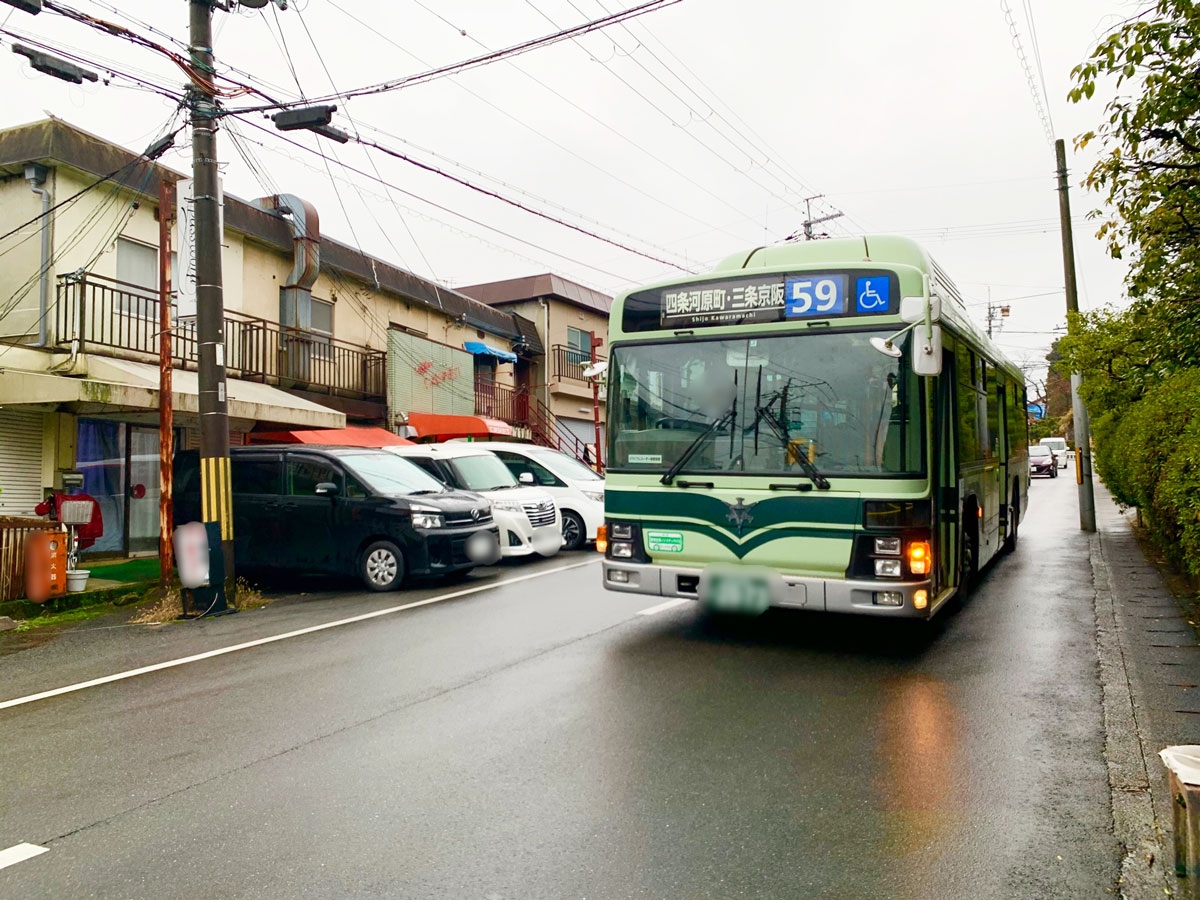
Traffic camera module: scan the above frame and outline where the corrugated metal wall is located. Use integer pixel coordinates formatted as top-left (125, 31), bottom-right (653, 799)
top-left (387, 330), bottom-right (473, 424)
top-left (0, 410), bottom-right (45, 516)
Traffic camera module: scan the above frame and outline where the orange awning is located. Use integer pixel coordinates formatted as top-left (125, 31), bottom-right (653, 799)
top-left (406, 413), bottom-right (514, 442)
top-left (249, 425), bottom-right (413, 447)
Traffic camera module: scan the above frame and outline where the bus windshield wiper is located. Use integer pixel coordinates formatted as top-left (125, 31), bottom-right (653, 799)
top-left (660, 399), bottom-right (737, 486)
top-left (751, 394), bottom-right (831, 490)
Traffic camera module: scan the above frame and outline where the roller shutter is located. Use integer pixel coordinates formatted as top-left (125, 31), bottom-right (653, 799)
top-left (0, 410), bottom-right (44, 516)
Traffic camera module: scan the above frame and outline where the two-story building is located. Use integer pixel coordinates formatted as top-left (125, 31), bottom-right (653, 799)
top-left (0, 118), bottom-right (558, 557)
top-left (458, 274), bottom-right (611, 465)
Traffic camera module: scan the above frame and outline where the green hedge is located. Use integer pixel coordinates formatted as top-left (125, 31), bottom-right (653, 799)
top-left (1093, 368), bottom-right (1200, 576)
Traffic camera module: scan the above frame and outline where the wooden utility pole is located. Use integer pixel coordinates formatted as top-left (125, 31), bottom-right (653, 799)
top-left (157, 177), bottom-right (174, 595)
top-left (1055, 137), bottom-right (1096, 532)
top-left (189, 0), bottom-right (235, 610)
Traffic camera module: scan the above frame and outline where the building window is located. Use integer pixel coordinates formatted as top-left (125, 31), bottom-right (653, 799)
top-left (310, 297), bottom-right (333, 362)
top-left (566, 326), bottom-right (590, 365)
top-left (116, 237), bottom-right (158, 319)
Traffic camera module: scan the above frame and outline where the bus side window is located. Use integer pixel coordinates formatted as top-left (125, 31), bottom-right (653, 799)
top-left (956, 352), bottom-right (980, 465)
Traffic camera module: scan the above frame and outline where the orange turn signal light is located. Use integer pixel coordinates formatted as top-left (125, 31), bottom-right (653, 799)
top-left (596, 524), bottom-right (607, 554)
top-left (907, 540), bottom-right (931, 576)
top-left (913, 589), bottom-right (929, 610)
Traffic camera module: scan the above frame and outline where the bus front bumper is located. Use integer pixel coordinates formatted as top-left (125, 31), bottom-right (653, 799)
top-left (602, 561), bottom-right (937, 618)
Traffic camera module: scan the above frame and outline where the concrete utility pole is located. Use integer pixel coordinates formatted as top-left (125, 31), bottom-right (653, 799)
top-left (189, 0), bottom-right (235, 609)
top-left (158, 176), bottom-right (175, 596)
top-left (1055, 137), bottom-right (1096, 533)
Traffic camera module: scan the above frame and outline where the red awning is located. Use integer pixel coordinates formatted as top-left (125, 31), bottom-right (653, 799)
top-left (406, 413), bottom-right (514, 442)
top-left (249, 425), bottom-right (413, 447)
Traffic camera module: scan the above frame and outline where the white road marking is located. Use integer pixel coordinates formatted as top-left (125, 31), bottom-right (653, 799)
top-left (636, 597), bottom-right (693, 616)
top-left (0, 558), bottom-right (601, 712)
top-left (0, 843), bottom-right (48, 870)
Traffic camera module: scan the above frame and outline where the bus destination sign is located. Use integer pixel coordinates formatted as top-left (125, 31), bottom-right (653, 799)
top-left (623, 270), bottom-right (897, 331)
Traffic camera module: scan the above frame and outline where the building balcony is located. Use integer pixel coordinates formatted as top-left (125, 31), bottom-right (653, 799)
top-left (53, 273), bottom-right (386, 402)
top-left (552, 343), bottom-right (604, 384)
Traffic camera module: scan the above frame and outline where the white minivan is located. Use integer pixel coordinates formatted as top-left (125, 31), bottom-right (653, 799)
top-left (388, 443), bottom-right (562, 559)
top-left (1039, 436), bottom-right (1070, 468)
top-left (487, 443), bottom-right (605, 551)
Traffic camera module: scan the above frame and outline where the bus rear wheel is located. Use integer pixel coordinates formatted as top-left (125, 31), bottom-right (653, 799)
top-left (961, 525), bottom-right (979, 589)
top-left (1004, 501), bottom-right (1019, 552)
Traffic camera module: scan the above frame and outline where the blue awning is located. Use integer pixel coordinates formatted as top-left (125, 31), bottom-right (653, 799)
top-left (463, 340), bottom-right (518, 363)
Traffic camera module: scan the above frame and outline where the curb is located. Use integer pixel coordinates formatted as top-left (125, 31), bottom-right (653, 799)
top-left (0, 580), bottom-right (157, 622)
top-left (1090, 530), bottom-right (1176, 897)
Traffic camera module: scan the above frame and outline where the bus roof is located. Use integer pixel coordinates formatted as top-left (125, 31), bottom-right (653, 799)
top-left (614, 234), bottom-right (1024, 385)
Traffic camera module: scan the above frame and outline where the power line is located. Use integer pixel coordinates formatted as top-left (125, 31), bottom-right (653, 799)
top-left (383, 0), bottom-right (755, 239)
top-left (234, 118), bottom-right (637, 283)
top-left (223, 0), bottom-right (685, 114)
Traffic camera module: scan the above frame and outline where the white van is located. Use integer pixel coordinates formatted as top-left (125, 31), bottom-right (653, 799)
top-left (487, 443), bottom-right (605, 551)
top-left (1039, 437), bottom-right (1070, 468)
top-left (388, 443), bottom-right (562, 559)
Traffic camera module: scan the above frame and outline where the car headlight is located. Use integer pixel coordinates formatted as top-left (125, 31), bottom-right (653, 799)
top-left (581, 489), bottom-right (604, 504)
top-left (491, 499), bottom-right (524, 512)
top-left (411, 511), bottom-right (444, 529)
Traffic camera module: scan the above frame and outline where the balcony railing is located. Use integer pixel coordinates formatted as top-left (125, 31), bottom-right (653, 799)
top-left (474, 379), bottom-right (530, 425)
top-left (473, 380), bottom-right (601, 471)
top-left (552, 344), bottom-right (604, 384)
top-left (54, 273), bottom-right (386, 402)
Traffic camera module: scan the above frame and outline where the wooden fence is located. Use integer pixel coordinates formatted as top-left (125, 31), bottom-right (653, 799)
top-left (0, 518), bottom-right (63, 603)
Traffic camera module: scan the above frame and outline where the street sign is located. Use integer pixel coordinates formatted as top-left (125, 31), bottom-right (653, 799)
top-left (1027, 404), bottom-right (1045, 420)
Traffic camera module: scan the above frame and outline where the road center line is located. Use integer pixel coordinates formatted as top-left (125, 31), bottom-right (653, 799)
top-left (0, 843), bottom-right (48, 870)
top-left (0, 558), bottom-right (601, 713)
top-left (637, 598), bottom-right (693, 616)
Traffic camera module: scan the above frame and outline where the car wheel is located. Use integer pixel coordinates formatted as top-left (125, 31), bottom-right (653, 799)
top-left (1051, 467), bottom-right (1057, 478)
top-left (360, 540), bottom-right (404, 592)
top-left (560, 510), bottom-right (586, 552)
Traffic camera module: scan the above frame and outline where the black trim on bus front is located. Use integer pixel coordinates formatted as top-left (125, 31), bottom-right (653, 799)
top-left (605, 324), bottom-right (928, 480)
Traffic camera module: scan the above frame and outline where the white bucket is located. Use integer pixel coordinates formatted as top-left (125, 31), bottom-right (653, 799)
top-left (66, 570), bottom-right (90, 593)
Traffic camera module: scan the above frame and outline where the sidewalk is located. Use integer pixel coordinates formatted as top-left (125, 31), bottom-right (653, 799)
top-left (1092, 478), bottom-right (1200, 898)
top-left (0, 556), bottom-right (159, 625)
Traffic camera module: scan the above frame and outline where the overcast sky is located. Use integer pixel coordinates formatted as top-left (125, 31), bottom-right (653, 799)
top-left (0, 0), bottom-right (1138, 382)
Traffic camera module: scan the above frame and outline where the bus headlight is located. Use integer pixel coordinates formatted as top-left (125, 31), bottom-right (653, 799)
top-left (611, 542), bottom-right (633, 559)
top-left (873, 537), bottom-right (901, 556)
top-left (875, 558), bottom-right (902, 578)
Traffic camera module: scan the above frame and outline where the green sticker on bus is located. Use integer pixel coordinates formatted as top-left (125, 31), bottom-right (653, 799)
top-left (646, 531), bottom-right (684, 553)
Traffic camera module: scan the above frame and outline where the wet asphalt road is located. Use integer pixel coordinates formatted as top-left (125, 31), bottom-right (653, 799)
top-left (0, 473), bottom-right (1119, 899)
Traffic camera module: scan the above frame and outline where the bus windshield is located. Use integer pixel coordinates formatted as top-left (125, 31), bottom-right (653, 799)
top-left (608, 329), bottom-right (923, 478)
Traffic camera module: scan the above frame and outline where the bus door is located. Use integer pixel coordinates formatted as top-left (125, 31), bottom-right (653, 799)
top-left (936, 349), bottom-right (959, 592)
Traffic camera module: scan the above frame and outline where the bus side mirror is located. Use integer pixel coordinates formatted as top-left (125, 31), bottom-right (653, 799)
top-left (900, 293), bottom-right (942, 324)
top-left (912, 325), bottom-right (943, 377)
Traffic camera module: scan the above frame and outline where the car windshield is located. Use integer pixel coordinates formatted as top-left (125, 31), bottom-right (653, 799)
top-left (448, 453), bottom-right (519, 491)
top-left (341, 452), bottom-right (448, 495)
top-left (528, 448), bottom-right (602, 482)
top-left (1029, 446), bottom-right (1052, 457)
top-left (607, 329), bottom-right (923, 477)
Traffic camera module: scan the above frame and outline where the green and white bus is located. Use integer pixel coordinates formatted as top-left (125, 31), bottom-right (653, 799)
top-left (600, 236), bottom-right (1029, 619)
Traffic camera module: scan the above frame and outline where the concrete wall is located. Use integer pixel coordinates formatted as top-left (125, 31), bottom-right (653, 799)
top-left (0, 169), bottom-right (55, 341)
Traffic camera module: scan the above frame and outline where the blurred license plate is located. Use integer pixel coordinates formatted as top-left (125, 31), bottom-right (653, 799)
top-left (705, 574), bottom-right (771, 614)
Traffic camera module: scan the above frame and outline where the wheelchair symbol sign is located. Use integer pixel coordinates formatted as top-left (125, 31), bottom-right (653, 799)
top-left (855, 277), bottom-right (890, 313)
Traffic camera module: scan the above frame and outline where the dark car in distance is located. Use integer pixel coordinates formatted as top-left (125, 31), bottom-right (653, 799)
top-left (174, 446), bottom-right (499, 591)
top-left (1028, 445), bottom-right (1057, 478)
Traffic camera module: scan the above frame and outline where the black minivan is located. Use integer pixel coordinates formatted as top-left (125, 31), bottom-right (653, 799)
top-left (174, 446), bottom-right (499, 591)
